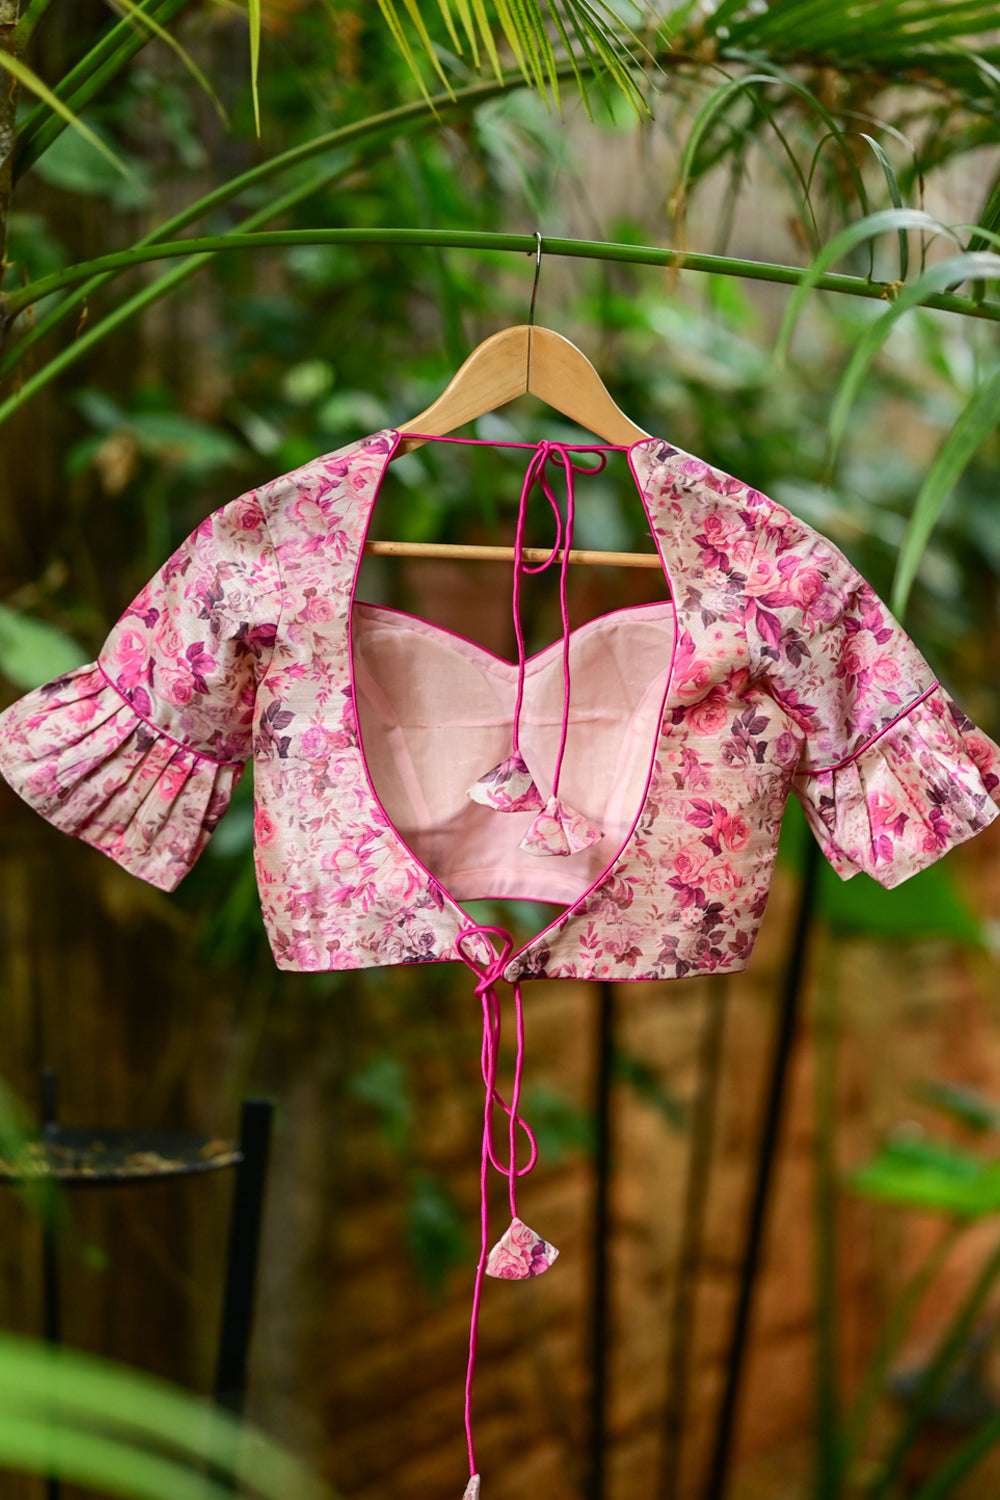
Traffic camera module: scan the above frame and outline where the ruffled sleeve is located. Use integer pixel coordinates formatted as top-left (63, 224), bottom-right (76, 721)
top-left (0, 490), bottom-right (281, 891)
top-left (745, 499), bottom-right (1000, 887)
top-left (792, 686), bottom-right (1000, 887)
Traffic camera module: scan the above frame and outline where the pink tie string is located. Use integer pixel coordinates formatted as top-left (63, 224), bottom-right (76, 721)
top-left (456, 923), bottom-right (538, 1480)
top-left (395, 435), bottom-right (622, 1488)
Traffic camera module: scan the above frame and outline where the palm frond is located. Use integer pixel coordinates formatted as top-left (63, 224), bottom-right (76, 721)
top-left (15, 0), bottom-right (189, 177)
top-left (893, 360), bottom-right (1000, 618)
top-left (699, 0), bottom-right (1000, 107)
top-left (0, 1333), bottom-right (328, 1500)
top-left (773, 207), bottom-right (959, 365)
top-left (376, 0), bottom-right (650, 114)
top-left (826, 250), bottom-right (1000, 462)
top-left (0, 50), bottom-right (131, 180)
top-left (248, 0), bottom-right (261, 134)
top-left (108, 0), bottom-right (227, 122)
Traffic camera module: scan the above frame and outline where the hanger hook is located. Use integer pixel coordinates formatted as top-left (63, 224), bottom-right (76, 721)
top-left (526, 231), bottom-right (542, 386)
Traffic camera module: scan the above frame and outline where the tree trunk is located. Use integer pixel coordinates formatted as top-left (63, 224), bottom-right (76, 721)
top-left (0, 0), bottom-right (21, 305)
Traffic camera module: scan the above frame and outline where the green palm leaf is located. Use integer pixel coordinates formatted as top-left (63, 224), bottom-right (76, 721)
top-left (892, 360), bottom-right (1000, 617)
top-left (0, 1334), bottom-right (329, 1500)
top-left (0, 50), bottom-right (131, 180)
top-left (248, 0), bottom-right (261, 133)
top-left (826, 249), bottom-right (1000, 463)
top-left (109, 0), bottom-right (227, 121)
top-left (376, 0), bottom-right (650, 113)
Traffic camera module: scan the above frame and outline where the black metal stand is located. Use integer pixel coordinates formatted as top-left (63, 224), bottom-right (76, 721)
top-left (0, 1075), bottom-right (275, 1500)
top-left (214, 1097), bottom-right (275, 1414)
top-left (701, 839), bottom-right (820, 1500)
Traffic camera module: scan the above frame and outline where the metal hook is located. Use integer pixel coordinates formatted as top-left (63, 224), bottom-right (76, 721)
top-left (526, 231), bottom-right (542, 386)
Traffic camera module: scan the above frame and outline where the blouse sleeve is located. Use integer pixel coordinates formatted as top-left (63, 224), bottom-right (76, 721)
top-left (0, 490), bottom-right (281, 891)
top-left (746, 500), bottom-right (1000, 888)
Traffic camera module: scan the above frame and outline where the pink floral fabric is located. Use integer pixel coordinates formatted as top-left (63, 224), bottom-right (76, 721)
top-left (0, 430), bottom-right (997, 981)
top-left (467, 751), bottom-right (543, 813)
top-left (485, 1217), bottom-right (559, 1279)
top-left (519, 795), bottom-right (604, 857)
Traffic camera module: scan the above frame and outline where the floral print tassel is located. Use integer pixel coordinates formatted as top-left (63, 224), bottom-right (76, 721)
top-left (519, 796), bottom-right (603, 857)
top-left (462, 1476), bottom-right (481, 1500)
top-left (485, 1217), bottom-right (559, 1279)
top-left (467, 751), bottom-right (543, 813)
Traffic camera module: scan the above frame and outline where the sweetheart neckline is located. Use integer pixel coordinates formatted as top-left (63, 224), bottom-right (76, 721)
top-left (344, 430), bottom-right (681, 979)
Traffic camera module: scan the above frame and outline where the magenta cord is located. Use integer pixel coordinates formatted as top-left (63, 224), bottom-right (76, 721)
top-left (457, 924), bottom-right (540, 1479)
top-left (440, 436), bottom-right (618, 1485)
top-left (502, 440), bottom-right (611, 779)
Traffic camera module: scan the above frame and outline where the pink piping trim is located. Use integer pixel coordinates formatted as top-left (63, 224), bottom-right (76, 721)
top-left (347, 433), bottom-right (474, 937)
top-left (95, 661), bottom-right (244, 769)
top-left (496, 440), bottom-right (679, 980)
top-left (802, 679), bottom-right (940, 776)
top-left (399, 432), bottom-right (633, 454)
top-left (348, 432), bottom-right (676, 968)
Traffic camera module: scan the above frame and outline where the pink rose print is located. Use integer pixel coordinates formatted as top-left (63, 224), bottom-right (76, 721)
top-left (467, 751), bottom-right (543, 813)
top-left (485, 1217), bottom-right (559, 1279)
top-left (302, 594), bottom-right (336, 622)
top-left (159, 667), bottom-right (195, 705)
top-left (519, 797), bottom-right (602, 857)
top-left (719, 812), bottom-right (750, 851)
top-left (671, 841), bottom-right (710, 881)
top-left (112, 627), bottom-right (147, 690)
top-left (745, 555), bottom-right (781, 597)
top-left (233, 496), bottom-right (264, 533)
top-left (254, 806), bottom-right (277, 845)
top-left (688, 696), bottom-right (728, 737)
top-left (66, 697), bottom-right (99, 725)
top-left (706, 861), bottom-right (743, 893)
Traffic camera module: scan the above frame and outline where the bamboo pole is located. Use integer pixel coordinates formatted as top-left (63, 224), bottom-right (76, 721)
top-left (7, 228), bottom-right (1000, 323)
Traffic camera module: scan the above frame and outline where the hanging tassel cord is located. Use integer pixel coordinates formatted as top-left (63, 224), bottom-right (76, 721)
top-left (456, 925), bottom-right (538, 1480)
top-left (509, 441), bottom-right (610, 782)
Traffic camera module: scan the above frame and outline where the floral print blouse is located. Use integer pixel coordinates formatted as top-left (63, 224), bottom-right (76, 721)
top-left (0, 429), bottom-right (997, 982)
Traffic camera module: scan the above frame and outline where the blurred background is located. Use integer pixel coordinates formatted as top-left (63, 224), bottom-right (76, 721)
top-left (1, 3), bottom-right (1000, 1498)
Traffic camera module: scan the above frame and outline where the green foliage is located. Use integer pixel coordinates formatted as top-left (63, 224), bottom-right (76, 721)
top-left (914, 1080), bottom-right (1000, 1136)
top-left (0, 605), bottom-right (87, 690)
top-left (348, 1055), bottom-right (413, 1154)
top-left (374, 0), bottom-right (650, 114)
top-left (405, 1170), bottom-right (470, 1296)
top-left (0, 1333), bottom-right (329, 1500)
top-left (523, 1084), bottom-right (595, 1162)
top-left (849, 1135), bottom-right (1000, 1218)
top-left (30, 119), bottom-right (153, 208)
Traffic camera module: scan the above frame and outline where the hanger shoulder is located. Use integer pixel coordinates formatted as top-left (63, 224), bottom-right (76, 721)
top-left (397, 327), bottom-right (530, 452)
top-left (526, 327), bottom-right (651, 445)
top-left (396, 323), bottom-right (651, 453)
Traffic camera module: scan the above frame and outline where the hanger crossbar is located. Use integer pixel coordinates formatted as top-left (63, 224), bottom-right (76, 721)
top-left (364, 540), bottom-right (664, 569)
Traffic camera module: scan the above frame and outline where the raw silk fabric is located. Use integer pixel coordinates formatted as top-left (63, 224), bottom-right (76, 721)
top-left (0, 428), bottom-right (997, 980)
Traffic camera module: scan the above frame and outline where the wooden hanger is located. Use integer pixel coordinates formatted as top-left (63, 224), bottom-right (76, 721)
top-left (363, 320), bottom-right (659, 569)
top-left (396, 323), bottom-right (652, 453)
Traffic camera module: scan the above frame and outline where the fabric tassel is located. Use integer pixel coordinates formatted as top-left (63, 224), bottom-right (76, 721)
top-left (519, 796), bottom-right (603, 857)
top-left (462, 1476), bottom-right (481, 1500)
top-left (485, 1217), bottom-right (559, 1279)
top-left (467, 751), bottom-right (543, 813)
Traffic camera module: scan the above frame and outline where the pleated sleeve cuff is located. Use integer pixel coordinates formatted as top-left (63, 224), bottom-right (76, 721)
top-left (0, 663), bottom-right (244, 892)
top-left (792, 686), bottom-right (1000, 889)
